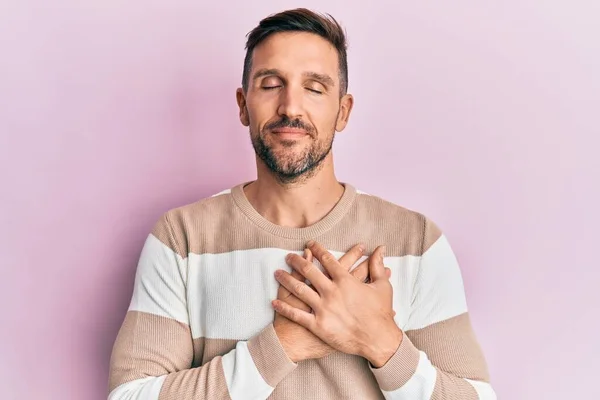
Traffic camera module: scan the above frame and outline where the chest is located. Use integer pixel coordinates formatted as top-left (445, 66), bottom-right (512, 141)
top-left (185, 248), bottom-right (418, 341)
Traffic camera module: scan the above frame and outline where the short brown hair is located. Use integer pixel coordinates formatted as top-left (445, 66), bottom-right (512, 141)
top-left (242, 8), bottom-right (348, 95)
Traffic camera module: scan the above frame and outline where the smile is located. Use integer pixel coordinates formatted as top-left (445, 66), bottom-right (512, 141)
top-left (271, 128), bottom-right (309, 139)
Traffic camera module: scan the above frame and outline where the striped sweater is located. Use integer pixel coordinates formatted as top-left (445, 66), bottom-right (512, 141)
top-left (108, 182), bottom-right (496, 400)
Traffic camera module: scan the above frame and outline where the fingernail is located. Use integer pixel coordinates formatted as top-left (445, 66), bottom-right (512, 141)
top-left (358, 244), bottom-right (365, 252)
top-left (274, 269), bottom-right (282, 277)
top-left (306, 240), bottom-right (315, 247)
top-left (285, 254), bottom-right (292, 262)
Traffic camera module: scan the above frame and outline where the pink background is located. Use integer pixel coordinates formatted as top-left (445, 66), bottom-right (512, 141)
top-left (1, 2), bottom-right (598, 399)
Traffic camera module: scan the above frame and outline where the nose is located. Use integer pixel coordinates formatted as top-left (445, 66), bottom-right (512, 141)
top-left (277, 84), bottom-right (304, 120)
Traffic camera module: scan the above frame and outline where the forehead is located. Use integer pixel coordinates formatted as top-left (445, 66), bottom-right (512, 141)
top-left (251, 32), bottom-right (339, 80)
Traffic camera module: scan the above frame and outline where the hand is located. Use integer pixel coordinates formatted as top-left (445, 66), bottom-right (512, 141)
top-left (273, 248), bottom-right (331, 362)
top-left (273, 244), bottom-right (386, 362)
top-left (272, 241), bottom-right (402, 368)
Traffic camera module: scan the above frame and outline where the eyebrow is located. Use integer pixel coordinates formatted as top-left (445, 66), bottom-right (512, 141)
top-left (304, 71), bottom-right (335, 88)
top-left (252, 68), bottom-right (281, 81)
top-left (252, 68), bottom-right (336, 88)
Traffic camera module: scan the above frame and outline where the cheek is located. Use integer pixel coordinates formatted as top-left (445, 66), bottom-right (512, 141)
top-left (247, 98), bottom-right (277, 128)
top-left (307, 102), bottom-right (340, 131)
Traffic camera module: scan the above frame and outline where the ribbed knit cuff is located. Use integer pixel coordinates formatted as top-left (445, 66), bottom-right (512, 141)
top-left (247, 323), bottom-right (297, 387)
top-left (369, 334), bottom-right (421, 391)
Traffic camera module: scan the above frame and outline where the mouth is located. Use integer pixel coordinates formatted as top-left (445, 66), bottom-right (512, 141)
top-left (270, 128), bottom-right (309, 140)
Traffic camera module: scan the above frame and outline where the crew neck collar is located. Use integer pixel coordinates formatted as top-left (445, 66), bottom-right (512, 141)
top-left (230, 181), bottom-right (357, 240)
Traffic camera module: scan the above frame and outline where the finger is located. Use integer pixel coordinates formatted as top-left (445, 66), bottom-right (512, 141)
top-left (349, 258), bottom-right (369, 283)
top-left (272, 299), bottom-right (316, 330)
top-left (278, 282), bottom-right (291, 301)
top-left (278, 273), bottom-right (296, 301)
top-left (286, 253), bottom-right (332, 293)
top-left (291, 264), bottom-right (305, 282)
top-left (300, 248), bottom-right (324, 289)
top-left (275, 269), bottom-right (321, 309)
top-left (296, 249), bottom-right (315, 282)
top-left (279, 250), bottom-right (316, 302)
top-left (306, 240), bottom-right (346, 280)
top-left (285, 294), bottom-right (312, 312)
top-left (385, 267), bottom-right (392, 279)
top-left (281, 290), bottom-right (312, 312)
top-left (338, 243), bottom-right (365, 270)
top-left (304, 248), bottom-right (331, 280)
top-left (285, 252), bottom-right (312, 311)
top-left (278, 272), bottom-right (312, 312)
top-left (279, 265), bottom-right (304, 302)
top-left (368, 245), bottom-right (387, 282)
top-left (304, 248), bottom-right (313, 263)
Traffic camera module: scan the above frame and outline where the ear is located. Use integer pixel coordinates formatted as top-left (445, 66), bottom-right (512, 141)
top-left (236, 88), bottom-right (250, 127)
top-left (335, 93), bottom-right (354, 132)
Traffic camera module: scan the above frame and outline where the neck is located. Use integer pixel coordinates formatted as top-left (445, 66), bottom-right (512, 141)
top-left (244, 155), bottom-right (344, 229)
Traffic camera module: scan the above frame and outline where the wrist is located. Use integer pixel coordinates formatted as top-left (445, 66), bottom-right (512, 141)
top-left (365, 326), bottom-right (403, 368)
top-left (247, 323), bottom-right (298, 387)
top-left (274, 320), bottom-right (303, 363)
top-left (280, 336), bottom-right (302, 363)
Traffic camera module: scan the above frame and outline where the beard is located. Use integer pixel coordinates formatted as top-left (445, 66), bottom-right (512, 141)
top-left (250, 115), bottom-right (335, 184)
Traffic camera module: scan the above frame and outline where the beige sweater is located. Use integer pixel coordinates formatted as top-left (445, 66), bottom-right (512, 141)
top-left (108, 182), bottom-right (495, 399)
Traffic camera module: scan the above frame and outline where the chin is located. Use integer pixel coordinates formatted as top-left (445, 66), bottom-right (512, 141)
top-left (268, 151), bottom-right (309, 171)
top-left (272, 148), bottom-right (309, 164)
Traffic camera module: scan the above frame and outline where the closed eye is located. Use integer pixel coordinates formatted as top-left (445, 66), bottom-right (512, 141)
top-left (306, 88), bottom-right (323, 94)
top-left (262, 86), bottom-right (281, 91)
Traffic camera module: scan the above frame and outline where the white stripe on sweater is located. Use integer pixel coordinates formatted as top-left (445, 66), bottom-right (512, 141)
top-left (379, 353), bottom-right (497, 399)
top-left (404, 234), bottom-right (469, 331)
top-left (381, 351), bottom-right (437, 399)
top-left (466, 379), bottom-right (498, 399)
top-left (108, 375), bottom-right (166, 400)
top-left (221, 341), bottom-right (274, 400)
top-left (128, 234), bottom-right (469, 340)
top-left (186, 249), bottom-right (420, 340)
top-left (128, 234), bottom-right (188, 324)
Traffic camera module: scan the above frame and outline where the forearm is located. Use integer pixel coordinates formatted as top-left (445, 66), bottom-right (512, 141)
top-left (370, 332), bottom-right (496, 400)
top-left (109, 322), bottom-right (296, 400)
top-left (371, 217), bottom-right (496, 399)
top-left (108, 216), bottom-right (296, 399)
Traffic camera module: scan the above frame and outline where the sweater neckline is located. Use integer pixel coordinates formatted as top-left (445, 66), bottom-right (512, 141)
top-left (230, 181), bottom-right (357, 240)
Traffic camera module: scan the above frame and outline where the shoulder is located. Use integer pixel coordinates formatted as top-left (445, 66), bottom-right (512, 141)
top-left (353, 187), bottom-right (443, 254)
top-left (149, 186), bottom-right (236, 257)
top-left (163, 187), bottom-right (233, 227)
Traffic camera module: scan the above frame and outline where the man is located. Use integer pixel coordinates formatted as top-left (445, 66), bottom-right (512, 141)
top-left (108, 8), bottom-right (496, 400)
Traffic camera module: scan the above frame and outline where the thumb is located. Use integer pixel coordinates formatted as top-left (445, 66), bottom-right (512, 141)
top-left (369, 245), bottom-right (386, 282)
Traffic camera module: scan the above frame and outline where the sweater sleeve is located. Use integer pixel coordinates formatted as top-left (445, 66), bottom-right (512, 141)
top-left (370, 217), bottom-right (496, 400)
top-left (107, 214), bottom-right (297, 400)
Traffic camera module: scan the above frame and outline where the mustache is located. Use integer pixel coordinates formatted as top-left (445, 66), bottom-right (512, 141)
top-left (264, 116), bottom-right (314, 134)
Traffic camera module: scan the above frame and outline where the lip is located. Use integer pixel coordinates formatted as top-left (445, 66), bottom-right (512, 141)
top-left (271, 128), bottom-right (309, 139)
top-left (271, 128), bottom-right (308, 135)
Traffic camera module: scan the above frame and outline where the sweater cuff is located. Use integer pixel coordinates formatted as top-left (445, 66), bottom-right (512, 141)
top-left (247, 323), bottom-right (297, 387)
top-left (369, 333), bottom-right (421, 391)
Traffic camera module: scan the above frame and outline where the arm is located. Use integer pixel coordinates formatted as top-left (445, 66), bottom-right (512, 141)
top-left (369, 218), bottom-right (496, 399)
top-left (108, 214), bottom-right (297, 400)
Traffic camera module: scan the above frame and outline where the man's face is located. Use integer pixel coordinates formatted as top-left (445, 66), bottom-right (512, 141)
top-left (237, 32), bottom-right (353, 183)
